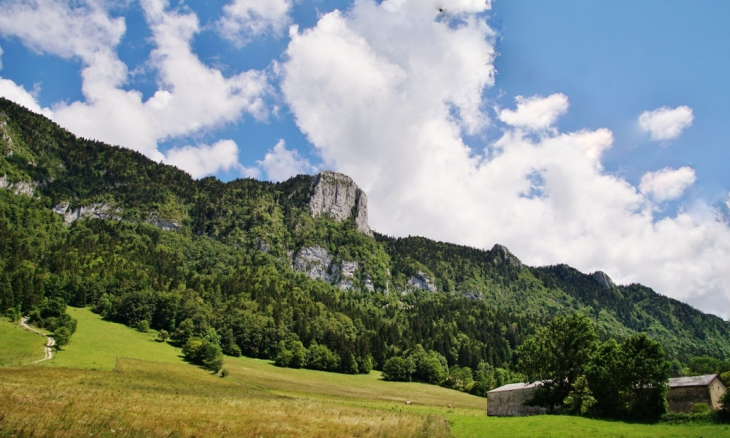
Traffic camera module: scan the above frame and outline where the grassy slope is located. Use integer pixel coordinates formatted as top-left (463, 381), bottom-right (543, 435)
top-left (47, 307), bottom-right (184, 370)
top-left (2, 308), bottom-right (730, 437)
top-left (0, 319), bottom-right (46, 366)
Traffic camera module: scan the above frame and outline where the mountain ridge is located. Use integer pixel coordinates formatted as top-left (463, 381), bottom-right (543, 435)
top-left (1, 97), bottom-right (728, 378)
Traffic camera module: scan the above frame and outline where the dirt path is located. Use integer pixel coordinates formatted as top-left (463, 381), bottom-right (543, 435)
top-left (20, 317), bottom-right (55, 363)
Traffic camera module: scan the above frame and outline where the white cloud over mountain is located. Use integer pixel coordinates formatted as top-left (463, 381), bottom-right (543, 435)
top-left (282, 0), bottom-right (730, 316)
top-left (1, 0), bottom-right (730, 317)
top-left (639, 105), bottom-right (694, 141)
top-left (258, 139), bottom-right (315, 182)
top-left (164, 140), bottom-right (252, 179)
top-left (0, 0), bottom-right (269, 177)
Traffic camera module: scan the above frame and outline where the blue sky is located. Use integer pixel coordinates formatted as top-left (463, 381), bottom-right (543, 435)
top-left (1, 0), bottom-right (730, 317)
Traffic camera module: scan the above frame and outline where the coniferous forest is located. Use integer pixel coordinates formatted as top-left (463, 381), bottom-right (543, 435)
top-left (2, 97), bottom-right (730, 395)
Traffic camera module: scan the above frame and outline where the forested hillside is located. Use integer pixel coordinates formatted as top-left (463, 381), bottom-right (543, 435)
top-left (1, 97), bottom-right (729, 392)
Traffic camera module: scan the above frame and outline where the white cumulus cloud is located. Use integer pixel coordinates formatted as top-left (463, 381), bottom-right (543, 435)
top-left (0, 78), bottom-right (52, 116)
top-left (281, 0), bottom-right (730, 317)
top-left (498, 93), bottom-right (569, 131)
top-left (257, 139), bottom-right (315, 182)
top-left (0, 0), bottom-right (269, 165)
top-left (164, 140), bottom-right (248, 179)
top-left (218, 0), bottom-right (293, 46)
top-left (639, 167), bottom-right (697, 202)
top-left (639, 105), bottom-right (694, 141)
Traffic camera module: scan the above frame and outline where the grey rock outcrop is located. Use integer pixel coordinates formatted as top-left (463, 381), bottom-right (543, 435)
top-left (148, 214), bottom-right (181, 231)
top-left (53, 202), bottom-right (122, 224)
top-left (293, 246), bottom-right (365, 291)
top-left (294, 246), bottom-right (335, 283)
top-left (591, 271), bottom-right (616, 289)
top-left (308, 171), bottom-right (372, 236)
top-left (491, 244), bottom-right (522, 268)
top-left (0, 175), bottom-right (37, 197)
top-left (408, 271), bottom-right (437, 292)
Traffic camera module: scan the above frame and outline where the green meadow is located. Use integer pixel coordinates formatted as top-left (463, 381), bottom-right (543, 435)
top-left (2, 307), bottom-right (730, 437)
top-left (0, 319), bottom-right (47, 366)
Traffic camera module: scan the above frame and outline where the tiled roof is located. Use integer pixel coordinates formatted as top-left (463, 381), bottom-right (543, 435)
top-left (668, 374), bottom-right (718, 388)
top-left (487, 381), bottom-right (544, 394)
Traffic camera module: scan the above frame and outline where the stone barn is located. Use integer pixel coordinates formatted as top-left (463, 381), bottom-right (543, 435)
top-left (487, 382), bottom-right (548, 417)
top-left (667, 374), bottom-right (726, 413)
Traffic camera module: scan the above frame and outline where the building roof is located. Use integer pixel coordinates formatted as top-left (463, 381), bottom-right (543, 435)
top-left (668, 374), bottom-right (719, 388)
top-left (487, 381), bottom-right (544, 394)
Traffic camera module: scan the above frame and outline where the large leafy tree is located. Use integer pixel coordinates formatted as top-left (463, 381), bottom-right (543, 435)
top-left (587, 334), bottom-right (670, 419)
top-left (516, 312), bottom-right (598, 409)
top-left (619, 333), bottom-right (669, 419)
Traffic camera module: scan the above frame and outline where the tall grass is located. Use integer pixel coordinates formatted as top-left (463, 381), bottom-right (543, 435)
top-left (0, 358), bottom-right (451, 437)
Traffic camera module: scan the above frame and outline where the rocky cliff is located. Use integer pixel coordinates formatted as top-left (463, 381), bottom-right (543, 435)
top-left (308, 171), bottom-right (372, 236)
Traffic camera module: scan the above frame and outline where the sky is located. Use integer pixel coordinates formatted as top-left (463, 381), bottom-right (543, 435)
top-left (1, 0), bottom-right (730, 318)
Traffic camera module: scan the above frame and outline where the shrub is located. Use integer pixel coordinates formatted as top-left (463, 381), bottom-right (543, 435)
top-left (137, 320), bottom-right (150, 333)
top-left (53, 326), bottom-right (71, 349)
top-left (691, 403), bottom-right (711, 414)
top-left (719, 387), bottom-right (730, 421)
top-left (182, 337), bottom-right (224, 373)
top-left (382, 356), bottom-right (415, 381)
top-left (158, 329), bottom-right (169, 342)
top-left (220, 368), bottom-right (229, 378)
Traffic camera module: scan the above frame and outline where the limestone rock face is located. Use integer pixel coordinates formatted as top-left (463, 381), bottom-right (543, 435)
top-left (294, 246), bottom-right (334, 283)
top-left (591, 271), bottom-right (616, 289)
top-left (308, 171), bottom-right (372, 236)
top-left (0, 175), bottom-right (37, 197)
top-left (293, 246), bottom-right (364, 291)
top-left (491, 244), bottom-right (522, 268)
top-left (408, 271), bottom-right (437, 292)
top-left (52, 202), bottom-right (122, 224)
top-left (148, 214), bottom-right (181, 231)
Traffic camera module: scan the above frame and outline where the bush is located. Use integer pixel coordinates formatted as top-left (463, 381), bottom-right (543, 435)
top-left (220, 368), bottom-right (229, 378)
top-left (691, 403), bottom-right (711, 414)
top-left (382, 356), bottom-right (415, 381)
top-left (719, 388), bottom-right (730, 421)
top-left (53, 326), bottom-right (71, 349)
top-left (137, 320), bottom-right (150, 333)
top-left (182, 337), bottom-right (224, 373)
top-left (158, 329), bottom-right (169, 342)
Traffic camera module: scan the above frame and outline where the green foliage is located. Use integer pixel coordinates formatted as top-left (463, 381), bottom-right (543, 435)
top-left (158, 329), bottom-right (169, 342)
top-left (563, 375), bottom-right (597, 415)
top-left (518, 313), bottom-right (669, 421)
top-left (54, 326), bottom-right (71, 349)
top-left (692, 403), bottom-right (711, 414)
top-left (1, 97), bottom-right (730, 391)
top-left (137, 320), bottom-right (150, 333)
top-left (382, 356), bottom-right (415, 381)
top-left (516, 312), bottom-right (598, 410)
top-left (182, 337), bottom-right (224, 372)
top-left (719, 388), bottom-right (730, 421)
top-left (619, 333), bottom-right (669, 420)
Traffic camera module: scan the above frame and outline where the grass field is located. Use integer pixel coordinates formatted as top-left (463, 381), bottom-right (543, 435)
top-left (46, 307), bottom-right (184, 370)
top-left (0, 319), bottom-right (46, 366)
top-left (450, 414), bottom-right (730, 438)
top-left (3, 307), bottom-right (730, 437)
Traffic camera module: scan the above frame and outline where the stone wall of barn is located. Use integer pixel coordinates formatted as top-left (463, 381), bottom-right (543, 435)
top-left (709, 378), bottom-right (726, 410)
top-left (667, 386), bottom-right (713, 413)
top-left (487, 387), bottom-right (548, 417)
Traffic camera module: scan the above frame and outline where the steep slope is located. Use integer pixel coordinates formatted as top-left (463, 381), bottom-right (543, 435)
top-left (1, 97), bottom-right (728, 379)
